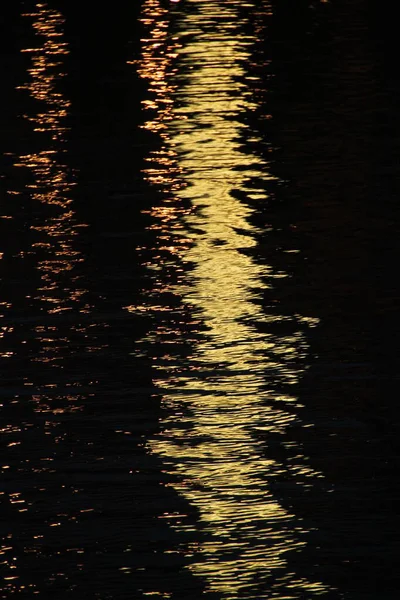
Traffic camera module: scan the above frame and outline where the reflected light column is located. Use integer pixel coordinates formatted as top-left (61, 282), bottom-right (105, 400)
top-left (134, 1), bottom-right (327, 598)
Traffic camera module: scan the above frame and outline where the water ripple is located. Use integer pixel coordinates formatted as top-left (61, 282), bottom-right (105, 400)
top-left (133, 1), bottom-right (328, 597)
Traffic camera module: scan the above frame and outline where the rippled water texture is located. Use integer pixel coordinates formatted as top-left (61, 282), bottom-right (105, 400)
top-left (1, 0), bottom-right (400, 598)
top-left (131, 0), bottom-right (326, 597)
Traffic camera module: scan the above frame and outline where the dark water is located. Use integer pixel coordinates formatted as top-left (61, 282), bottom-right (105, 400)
top-left (1, 1), bottom-right (400, 598)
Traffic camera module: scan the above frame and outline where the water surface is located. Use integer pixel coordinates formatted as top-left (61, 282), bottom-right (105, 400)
top-left (1, 0), bottom-right (400, 598)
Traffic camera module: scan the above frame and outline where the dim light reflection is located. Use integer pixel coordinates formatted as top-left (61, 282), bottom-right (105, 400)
top-left (0, 7), bottom-right (97, 588)
top-left (9, 3), bottom-right (91, 346)
top-left (136, 0), bottom-right (183, 190)
top-left (12, 4), bottom-right (89, 319)
top-left (134, 0), bottom-right (327, 598)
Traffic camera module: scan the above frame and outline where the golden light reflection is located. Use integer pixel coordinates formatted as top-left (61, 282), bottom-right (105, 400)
top-left (133, 0), bottom-right (328, 597)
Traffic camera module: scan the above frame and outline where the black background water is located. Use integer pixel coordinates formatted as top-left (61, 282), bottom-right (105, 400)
top-left (1, 1), bottom-right (400, 598)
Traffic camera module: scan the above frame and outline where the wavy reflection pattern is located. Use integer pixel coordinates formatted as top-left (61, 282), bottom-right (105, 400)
top-left (134, 0), bottom-right (329, 598)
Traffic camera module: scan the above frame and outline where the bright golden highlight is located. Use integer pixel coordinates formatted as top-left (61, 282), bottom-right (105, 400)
top-left (133, 0), bottom-right (328, 598)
